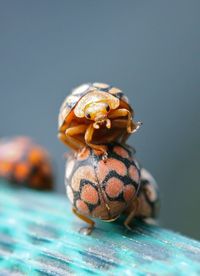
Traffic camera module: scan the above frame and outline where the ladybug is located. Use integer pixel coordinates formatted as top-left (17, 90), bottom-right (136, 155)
top-left (65, 143), bottom-right (159, 234)
top-left (58, 83), bottom-right (141, 156)
top-left (125, 168), bottom-right (159, 227)
top-left (0, 136), bottom-right (54, 190)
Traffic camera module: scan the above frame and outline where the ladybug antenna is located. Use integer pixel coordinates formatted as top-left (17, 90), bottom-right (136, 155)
top-left (131, 121), bottom-right (143, 133)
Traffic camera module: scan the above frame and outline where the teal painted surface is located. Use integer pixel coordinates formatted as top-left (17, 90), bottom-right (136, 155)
top-left (0, 181), bottom-right (200, 275)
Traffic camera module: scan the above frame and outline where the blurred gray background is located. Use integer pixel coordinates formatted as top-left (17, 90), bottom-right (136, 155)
top-left (0, 1), bottom-right (199, 239)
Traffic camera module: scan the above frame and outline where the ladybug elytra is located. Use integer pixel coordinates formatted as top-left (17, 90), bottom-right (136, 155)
top-left (65, 143), bottom-right (159, 234)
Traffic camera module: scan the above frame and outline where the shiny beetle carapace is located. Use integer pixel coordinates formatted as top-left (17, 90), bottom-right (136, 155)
top-left (65, 143), bottom-right (159, 234)
top-left (0, 136), bottom-right (54, 190)
top-left (58, 83), bottom-right (141, 156)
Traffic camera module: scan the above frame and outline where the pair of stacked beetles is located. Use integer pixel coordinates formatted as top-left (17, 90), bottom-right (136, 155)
top-left (58, 82), bottom-right (159, 234)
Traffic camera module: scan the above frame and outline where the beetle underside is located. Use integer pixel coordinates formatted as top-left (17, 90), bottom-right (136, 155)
top-left (58, 108), bottom-right (141, 156)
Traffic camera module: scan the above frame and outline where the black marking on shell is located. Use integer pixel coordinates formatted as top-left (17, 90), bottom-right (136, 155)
top-left (70, 178), bottom-right (101, 212)
top-left (140, 179), bottom-right (159, 218)
top-left (98, 85), bottom-right (112, 92)
top-left (65, 95), bottom-right (81, 109)
top-left (114, 92), bottom-right (124, 99)
top-left (101, 170), bottom-right (139, 202)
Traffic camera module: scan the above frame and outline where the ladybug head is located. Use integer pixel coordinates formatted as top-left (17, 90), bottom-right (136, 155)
top-left (84, 102), bottom-right (111, 129)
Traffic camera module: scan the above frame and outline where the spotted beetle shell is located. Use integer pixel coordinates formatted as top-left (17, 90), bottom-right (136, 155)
top-left (0, 137), bottom-right (53, 190)
top-left (138, 168), bottom-right (159, 218)
top-left (65, 143), bottom-right (140, 221)
top-left (58, 82), bottom-right (131, 131)
top-left (125, 168), bottom-right (160, 219)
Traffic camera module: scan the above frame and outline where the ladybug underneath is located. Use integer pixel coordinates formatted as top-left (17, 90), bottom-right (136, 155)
top-left (66, 143), bottom-right (159, 234)
top-left (0, 136), bottom-right (54, 190)
top-left (58, 83), bottom-right (142, 156)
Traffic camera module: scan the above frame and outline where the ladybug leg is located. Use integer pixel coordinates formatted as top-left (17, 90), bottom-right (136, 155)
top-left (124, 197), bottom-right (139, 231)
top-left (111, 119), bottom-right (128, 127)
top-left (85, 124), bottom-right (108, 157)
top-left (109, 108), bottom-right (142, 133)
top-left (72, 208), bottom-right (95, 235)
top-left (65, 124), bottom-right (88, 137)
top-left (58, 124), bottom-right (88, 151)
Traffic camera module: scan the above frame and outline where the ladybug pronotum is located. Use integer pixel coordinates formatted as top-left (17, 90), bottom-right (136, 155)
top-left (0, 136), bottom-right (54, 190)
top-left (58, 82), bottom-right (142, 156)
top-left (65, 143), bottom-right (159, 234)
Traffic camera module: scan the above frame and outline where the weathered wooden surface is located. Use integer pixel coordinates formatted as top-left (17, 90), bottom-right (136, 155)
top-left (0, 181), bottom-right (200, 275)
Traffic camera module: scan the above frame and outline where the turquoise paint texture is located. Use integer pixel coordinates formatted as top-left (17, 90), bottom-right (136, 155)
top-left (0, 181), bottom-right (199, 275)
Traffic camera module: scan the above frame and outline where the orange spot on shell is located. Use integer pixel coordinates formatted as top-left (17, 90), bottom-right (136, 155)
top-left (81, 184), bottom-right (99, 205)
top-left (71, 165), bottom-right (96, 192)
top-left (124, 185), bottom-right (136, 202)
top-left (15, 162), bottom-right (30, 181)
top-left (0, 162), bottom-right (13, 177)
top-left (105, 178), bottom-right (124, 198)
top-left (76, 200), bottom-right (90, 215)
top-left (129, 165), bottom-right (139, 183)
top-left (113, 146), bottom-right (129, 159)
top-left (28, 148), bottom-right (45, 164)
top-left (97, 158), bottom-right (127, 183)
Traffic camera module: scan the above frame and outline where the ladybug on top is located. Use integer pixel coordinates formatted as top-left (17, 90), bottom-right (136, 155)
top-left (58, 82), bottom-right (141, 156)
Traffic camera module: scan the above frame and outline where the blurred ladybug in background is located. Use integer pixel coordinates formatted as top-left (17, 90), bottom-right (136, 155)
top-left (58, 82), bottom-right (142, 157)
top-left (0, 136), bottom-right (54, 190)
top-left (65, 143), bottom-right (159, 234)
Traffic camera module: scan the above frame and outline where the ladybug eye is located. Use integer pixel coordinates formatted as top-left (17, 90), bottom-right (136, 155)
top-left (86, 113), bottom-right (91, 119)
top-left (106, 105), bottom-right (110, 112)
